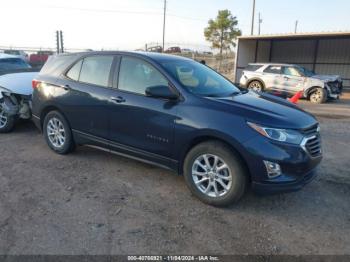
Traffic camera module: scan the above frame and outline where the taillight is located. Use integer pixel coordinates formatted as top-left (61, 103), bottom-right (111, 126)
top-left (32, 79), bottom-right (41, 89)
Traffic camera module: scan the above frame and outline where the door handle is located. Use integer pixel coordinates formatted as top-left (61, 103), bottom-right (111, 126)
top-left (110, 96), bottom-right (126, 103)
top-left (62, 84), bottom-right (71, 90)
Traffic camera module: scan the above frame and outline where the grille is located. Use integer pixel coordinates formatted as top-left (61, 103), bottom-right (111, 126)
top-left (301, 124), bottom-right (322, 157)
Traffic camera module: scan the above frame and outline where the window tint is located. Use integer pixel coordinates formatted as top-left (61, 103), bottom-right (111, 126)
top-left (245, 64), bottom-right (263, 72)
top-left (283, 67), bottom-right (302, 77)
top-left (264, 66), bottom-right (281, 74)
top-left (0, 58), bottom-right (31, 71)
top-left (79, 56), bottom-right (113, 87)
top-left (66, 60), bottom-right (83, 81)
top-left (118, 57), bottom-right (168, 95)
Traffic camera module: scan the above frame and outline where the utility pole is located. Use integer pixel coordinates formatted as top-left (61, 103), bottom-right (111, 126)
top-left (56, 31), bottom-right (60, 54)
top-left (295, 20), bottom-right (298, 34)
top-left (162, 0), bottom-right (167, 52)
top-left (59, 30), bottom-right (64, 53)
top-left (258, 12), bottom-right (262, 35)
top-left (250, 0), bottom-right (256, 35)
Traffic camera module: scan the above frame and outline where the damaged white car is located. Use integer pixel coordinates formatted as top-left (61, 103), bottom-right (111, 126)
top-left (0, 72), bottom-right (38, 133)
top-left (240, 63), bottom-right (343, 104)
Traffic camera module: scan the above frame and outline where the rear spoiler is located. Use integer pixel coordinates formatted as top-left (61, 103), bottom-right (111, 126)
top-left (0, 68), bottom-right (40, 77)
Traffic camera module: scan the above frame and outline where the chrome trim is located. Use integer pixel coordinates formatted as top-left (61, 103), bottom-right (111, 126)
top-left (300, 135), bottom-right (322, 158)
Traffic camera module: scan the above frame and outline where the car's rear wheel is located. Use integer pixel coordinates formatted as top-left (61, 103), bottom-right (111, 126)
top-left (309, 88), bottom-right (327, 104)
top-left (248, 80), bottom-right (264, 92)
top-left (183, 141), bottom-right (247, 206)
top-left (0, 105), bottom-right (15, 133)
top-left (43, 111), bottom-right (75, 154)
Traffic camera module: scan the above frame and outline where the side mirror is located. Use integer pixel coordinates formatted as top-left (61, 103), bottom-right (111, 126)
top-left (145, 85), bottom-right (179, 100)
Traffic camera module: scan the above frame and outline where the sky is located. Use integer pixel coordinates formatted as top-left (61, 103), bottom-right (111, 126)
top-left (0, 0), bottom-right (349, 51)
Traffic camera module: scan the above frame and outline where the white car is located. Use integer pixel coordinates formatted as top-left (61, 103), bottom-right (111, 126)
top-left (0, 54), bottom-right (38, 132)
top-left (240, 63), bottom-right (343, 104)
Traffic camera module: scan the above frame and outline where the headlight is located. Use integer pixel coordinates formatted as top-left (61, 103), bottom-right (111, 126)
top-left (247, 122), bottom-right (304, 144)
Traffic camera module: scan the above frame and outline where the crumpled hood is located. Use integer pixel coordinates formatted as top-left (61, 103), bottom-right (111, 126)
top-left (0, 72), bottom-right (38, 96)
top-left (208, 91), bottom-right (317, 130)
top-left (311, 74), bottom-right (341, 82)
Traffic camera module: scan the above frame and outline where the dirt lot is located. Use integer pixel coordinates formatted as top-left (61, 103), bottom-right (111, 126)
top-left (0, 95), bottom-right (349, 255)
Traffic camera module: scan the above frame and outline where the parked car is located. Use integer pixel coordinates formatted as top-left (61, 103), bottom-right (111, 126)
top-left (147, 46), bottom-right (163, 53)
top-left (240, 63), bottom-right (343, 104)
top-left (3, 49), bottom-right (29, 62)
top-left (181, 48), bottom-right (193, 54)
top-left (0, 71), bottom-right (38, 132)
top-left (0, 54), bottom-right (33, 76)
top-left (31, 52), bottom-right (322, 206)
top-left (29, 51), bottom-right (54, 68)
top-left (165, 47), bottom-right (181, 54)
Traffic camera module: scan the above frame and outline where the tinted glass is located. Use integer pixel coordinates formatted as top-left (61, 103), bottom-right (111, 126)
top-left (118, 57), bottom-right (168, 95)
top-left (79, 56), bottom-right (113, 87)
top-left (162, 60), bottom-right (240, 97)
top-left (0, 58), bottom-right (31, 71)
top-left (264, 66), bottom-right (281, 74)
top-left (66, 60), bottom-right (83, 81)
top-left (283, 67), bottom-right (301, 77)
top-left (245, 64), bottom-right (263, 72)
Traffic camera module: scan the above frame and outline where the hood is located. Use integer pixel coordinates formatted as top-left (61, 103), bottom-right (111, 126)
top-left (0, 72), bottom-right (38, 96)
top-left (311, 74), bottom-right (341, 82)
top-left (208, 91), bottom-right (317, 130)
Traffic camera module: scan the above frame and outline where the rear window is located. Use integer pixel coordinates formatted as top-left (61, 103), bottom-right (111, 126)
top-left (4, 50), bottom-right (20, 55)
top-left (79, 56), bottom-right (113, 87)
top-left (0, 58), bottom-right (31, 71)
top-left (264, 65), bottom-right (282, 74)
top-left (245, 64), bottom-right (263, 72)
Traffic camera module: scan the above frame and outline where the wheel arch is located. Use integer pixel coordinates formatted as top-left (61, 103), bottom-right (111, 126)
top-left (178, 135), bottom-right (251, 181)
top-left (304, 86), bottom-right (323, 98)
top-left (40, 105), bottom-right (69, 129)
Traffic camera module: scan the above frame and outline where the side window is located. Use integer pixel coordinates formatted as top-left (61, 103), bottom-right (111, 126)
top-left (66, 60), bottom-right (83, 81)
top-left (79, 56), bottom-right (113, 87)
top-left (118, 57), bottom-right (168, 95)
top-left (283, 67), bottom-right (301, 77)
top-left (264, 66), bottom-right (281, 74)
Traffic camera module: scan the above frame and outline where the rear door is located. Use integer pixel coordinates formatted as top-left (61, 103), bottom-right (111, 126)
top-left (108, 55), bottom-right (179, 163)
top-left (54, 55), bottom-right (114, 140)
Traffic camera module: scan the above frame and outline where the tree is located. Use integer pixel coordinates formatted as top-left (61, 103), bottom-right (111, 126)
top-left (204, 10), bottom-right (241, 56)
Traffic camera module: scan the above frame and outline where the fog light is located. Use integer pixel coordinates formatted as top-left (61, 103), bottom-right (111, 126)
top-left (263, 160), bottom-right (282, 179)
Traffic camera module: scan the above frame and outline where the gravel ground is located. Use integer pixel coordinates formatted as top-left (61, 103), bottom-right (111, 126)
top-left (0, 99), bottom-right (349, 255)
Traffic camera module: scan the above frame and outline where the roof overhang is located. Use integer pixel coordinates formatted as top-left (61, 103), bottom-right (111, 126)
top-left (238, 31), bottom-right (350, 40)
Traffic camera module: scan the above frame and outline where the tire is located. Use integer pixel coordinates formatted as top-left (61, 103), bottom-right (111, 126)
top-left (183, 141), bottom-right (248, 207)
top-left (248, 80), bottom-right (264, 92)
top-left (43, 110), bottom-right (75, 154)
top-left (309, 88), bottom-right (327, 104)
top-left (0, 105), bottom-right (15, 133)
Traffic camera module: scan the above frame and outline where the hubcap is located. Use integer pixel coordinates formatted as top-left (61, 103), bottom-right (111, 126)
top-left (311, 90), bottom-right (322, 102)
top-left (249, 82), bottom-right (262, 92)
top-left (0, 106), bottom-right (8, 129)
top-left (47, 117), bottom-right (66, 148)
top-left (192, 154), bottom-right (232, 198)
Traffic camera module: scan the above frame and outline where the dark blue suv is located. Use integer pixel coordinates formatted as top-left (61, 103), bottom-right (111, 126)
top-left (32, 52), bottom-right (322, 206)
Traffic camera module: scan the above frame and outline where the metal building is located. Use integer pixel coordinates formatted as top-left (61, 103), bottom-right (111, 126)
top-left (234, 32), bottom-right (350, 88)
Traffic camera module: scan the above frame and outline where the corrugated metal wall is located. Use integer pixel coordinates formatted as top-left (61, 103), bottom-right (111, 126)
top-left (235, 37), bottom-right (350, 87)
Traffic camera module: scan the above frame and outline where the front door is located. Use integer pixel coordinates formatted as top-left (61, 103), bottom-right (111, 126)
top-left (108, 56), bottom-right (179, 163)
top-left (281, 66), bottom-right (306, 94)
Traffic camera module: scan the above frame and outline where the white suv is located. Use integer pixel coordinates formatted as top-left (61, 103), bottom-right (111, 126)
top-left (240, 63), bottom-right (343, 104)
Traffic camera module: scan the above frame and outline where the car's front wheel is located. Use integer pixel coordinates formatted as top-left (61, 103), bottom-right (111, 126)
top-left (43, 111), bottom-right (75, 154)
top-left (309, 88), bottom-right (327, 104)
top-left (0, 105), bottom-right (15, 133)
top-left (183, 141), bottom-right (247, 206)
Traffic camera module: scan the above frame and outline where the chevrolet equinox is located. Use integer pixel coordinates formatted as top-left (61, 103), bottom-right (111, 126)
top-left (32, 52), bottom-right (322, 206)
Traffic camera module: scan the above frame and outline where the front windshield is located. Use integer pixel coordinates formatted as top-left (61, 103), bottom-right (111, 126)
top-left (297, 66), bottom-right (315, 77)
top-left (161, 60), bottom-right (240, 97)
top-left (0, 58), bottom-right (31, 71)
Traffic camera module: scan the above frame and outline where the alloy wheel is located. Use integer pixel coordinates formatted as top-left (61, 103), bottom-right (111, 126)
top-left (192, 154), bottom-right (233, 198)
top-left (47, 117), bottom-right (66, 148)
top-left (248, 82), bottom-right (262, 92)
top-left (310, 90), bottom-right (322, 103)
top-left (0, 106), bottom-right (8, 129)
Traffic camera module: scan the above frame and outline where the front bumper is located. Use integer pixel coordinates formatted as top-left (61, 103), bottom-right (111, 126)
top-left (242, 134), bottom-right (322, 195)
